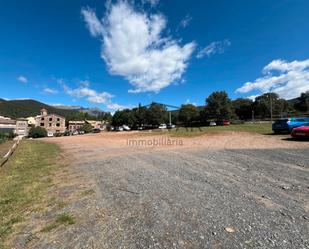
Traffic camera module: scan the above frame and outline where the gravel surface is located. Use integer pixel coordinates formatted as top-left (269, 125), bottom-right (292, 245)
top-left (15, 132), bottom-right (309, 249)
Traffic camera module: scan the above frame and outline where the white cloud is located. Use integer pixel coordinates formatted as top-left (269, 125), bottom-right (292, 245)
top-left (179, 15), bottom-right (192, 29)
top-left (197, 39), bottom-right (231, 59)
top-left (43, 87), bottom-right (58, 94)
top-left (62, 81), bottom-right (126, 111)
top-left (17, 76), bottom-right (28, 83)
top-left (141, 0), bottom-right (159, 6)
top-left (236, 59), bottom-right (309, 99)
top-left (81, 1), bottom-right (195, 93)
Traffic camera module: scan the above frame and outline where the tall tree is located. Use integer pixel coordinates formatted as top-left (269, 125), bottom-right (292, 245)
top-left (178, 104), bottom-right (199, 126)
top-left (146, 103), bottom-right (168, 125)
top-left (205, 91), bottom-right (232, 121)
top-left (294, 91), bottom-right (309, 112)
top-left (232, 98), bottom-right (253, 120)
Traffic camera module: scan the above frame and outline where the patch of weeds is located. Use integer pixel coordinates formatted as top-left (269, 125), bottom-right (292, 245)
top-left (81, 189), bottom-right (95, 197)
top-left (41, 213), bottom-right (75, 233)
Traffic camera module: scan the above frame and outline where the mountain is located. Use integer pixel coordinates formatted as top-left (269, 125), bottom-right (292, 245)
top-left (0, 99), bottom-right (79, 119)
top-left (51, 105), bottom-right (105, 117)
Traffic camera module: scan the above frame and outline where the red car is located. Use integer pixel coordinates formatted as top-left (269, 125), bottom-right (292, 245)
top-left (291, 126), bottom-right (309, 139)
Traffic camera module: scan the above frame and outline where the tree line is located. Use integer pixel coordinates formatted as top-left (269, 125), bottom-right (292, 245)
top-left (112, 91), bottom-right (309, 127)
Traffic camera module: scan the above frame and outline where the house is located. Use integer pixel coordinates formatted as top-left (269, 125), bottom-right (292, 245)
top-left (85, 120), bottom-right (104, 130)
top-left (68, 120), bottom-right (85, 132)
top-left (0, 116), bottom-right (29, 137)
top-left (15, 119), bottom-right (29, 137)
top-left (34, 108), bottom-right (66, 134)
top-left (26, 116), bottom-right (36, 126)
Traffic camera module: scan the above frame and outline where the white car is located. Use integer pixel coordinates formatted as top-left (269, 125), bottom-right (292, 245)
top-left (209, 121), bottom-right (217, 126)
top-left (47, 131), bottom-right (54, 137)
top-left (123, 125), bottom-right (131, 131)
top-left (158, 124), bottom-right (167, 129)
top-left (117, 126), bottom-right (124, 131)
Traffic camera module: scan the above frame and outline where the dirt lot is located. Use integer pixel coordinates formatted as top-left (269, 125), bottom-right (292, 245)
top-left (14, 132), bottom-right (309, 249)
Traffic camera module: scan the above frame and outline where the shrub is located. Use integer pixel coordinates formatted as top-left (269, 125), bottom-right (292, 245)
top-left (28, 126), bottom-right (47, 138)
top-left (80, 124), bottom-right (93, 133)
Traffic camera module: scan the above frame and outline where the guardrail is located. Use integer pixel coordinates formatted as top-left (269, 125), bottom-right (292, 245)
top-left (0, 139), bottom-right (20, 167)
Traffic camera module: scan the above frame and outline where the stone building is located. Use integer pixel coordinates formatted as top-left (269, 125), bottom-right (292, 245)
top-left (35, 108), bottom-right (66, 134)
top-left (68, 120), bottom-right (85, 132)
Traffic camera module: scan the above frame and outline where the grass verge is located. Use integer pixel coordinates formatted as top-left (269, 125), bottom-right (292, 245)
top-left (147, 123), bottom-right (273, 137)
top-left (0, 141), bottom-right (61, 248)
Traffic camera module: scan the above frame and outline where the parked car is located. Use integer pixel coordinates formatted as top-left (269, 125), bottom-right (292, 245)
top-left (93, 128), bottom-right (101, 133)
top-left (47, 131), bottom-right (54, 137)
top-left (158, 124), bottom-right (167, 129)
top-left (272, 117), bottom-right (309, 133)
top-left (217, 120), bottom-right (230, 126)
top-left (123, 125), bottom-right (131, 131)
top-left (291, 126), bottom-right (309, 139)
top-left (78, 130), bottom-right (85, 135)
top-left (116, 126), bottom-right (123, 131)
top-left (167, 124), bottom-right (176, 129)
top-left (209, 121), bottom-right (217, 126)
top-left (72, 130), bottom-right (79, 135)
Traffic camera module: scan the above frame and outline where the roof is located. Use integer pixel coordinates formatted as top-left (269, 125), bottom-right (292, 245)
top-left (0, 119), bottom-right (16, 124)
top-left (69, 120), bottom-right (85, 124)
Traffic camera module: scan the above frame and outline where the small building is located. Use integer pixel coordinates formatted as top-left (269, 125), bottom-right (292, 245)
top-left (0, 117), bottom-right (16, 133)
top-left (35, 108), bottom-right (66, 134)
top-left (85, 120), bottom-right (103, 130)
top-left (16, 119), bottom-right (29, 137)
top-left (26, 116), bottom-right (36, 126)
top-left (0, 116), bottom-right (29, 137)
top-left (68, 120), bottom-right (85, 132)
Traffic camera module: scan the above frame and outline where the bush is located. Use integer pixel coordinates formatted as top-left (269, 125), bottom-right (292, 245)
top-left (28, 127), bottom-right (47, 138)
top-left (0, 131), bottom-right (16, 142)
top-left (80, 124), bottom-right (93, 133)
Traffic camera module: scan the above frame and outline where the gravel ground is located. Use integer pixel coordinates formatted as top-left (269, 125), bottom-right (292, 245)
top-left (14, 132), bottom-right (309, 249)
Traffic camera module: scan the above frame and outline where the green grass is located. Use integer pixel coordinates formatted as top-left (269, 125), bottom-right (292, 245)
top-left (0, 141), bottom-right (61, 248)
top-left (147, 123), bottom-right (272, 137)
top-left (0, 141), bottom-right (14, 158)
top-left (41, 213), bottom-right (75, 233)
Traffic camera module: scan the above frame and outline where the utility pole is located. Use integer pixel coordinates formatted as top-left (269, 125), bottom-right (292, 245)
top-left (252, 110), bottom-right (255, 123)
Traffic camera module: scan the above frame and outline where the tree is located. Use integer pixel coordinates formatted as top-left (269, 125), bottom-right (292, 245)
top-left (146, 103), bottom-right (168, 126)
top-left (253, 93), bottom-right (292, 118)
top-left (133, 105), bottom-right (148, 127)
top-left (178, 104), bottom-right (200, 126)
top-left (112, 109), bottom-right (136, 127)
top-left (80, 123), bottom-right (93, 133)
top-left (205, 91), bottom-right (232, 121)
top-left (28, 126), bottom-right (47, 138)
top-left (232, 98), bottom-right (253, 120)
top-left (294, 91), bottom-right (309, 112)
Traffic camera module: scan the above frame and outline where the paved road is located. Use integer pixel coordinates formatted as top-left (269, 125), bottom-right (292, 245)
top-left (17, 133), bottom-right (309, 249)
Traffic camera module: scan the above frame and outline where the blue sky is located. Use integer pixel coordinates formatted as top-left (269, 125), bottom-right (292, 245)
top-left (1, 0), bottom-right (309, 111)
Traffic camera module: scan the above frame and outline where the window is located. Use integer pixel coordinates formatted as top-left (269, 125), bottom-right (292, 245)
top-left (49, 118), bottom-right (52, 121)
top-left (57, 118), bottom-right (60, 121)
top-left (56, 123), bottom-right (60, 127)
top-left (40, 123), bottom-right (44, 126)
top-left (49, 123), bottom-right (52, 127)
top-left (41, 117), bottom-right (44, 121)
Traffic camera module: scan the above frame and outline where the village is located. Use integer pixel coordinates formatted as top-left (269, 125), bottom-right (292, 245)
top-left (0, 108), bottom-right (106, 138)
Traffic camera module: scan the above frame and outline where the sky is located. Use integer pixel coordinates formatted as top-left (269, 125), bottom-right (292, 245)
top-left (1, 0), bottom-right (309, 111)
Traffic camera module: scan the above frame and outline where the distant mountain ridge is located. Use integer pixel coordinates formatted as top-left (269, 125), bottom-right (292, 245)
top-left (0, 99), bottom-right (80, 119)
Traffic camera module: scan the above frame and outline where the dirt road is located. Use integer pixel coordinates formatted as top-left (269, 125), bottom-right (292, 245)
top-left (15, 132), bottom-right (309, 248)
